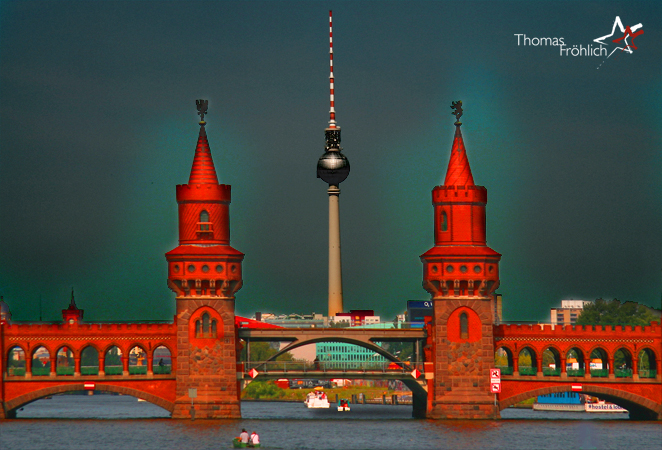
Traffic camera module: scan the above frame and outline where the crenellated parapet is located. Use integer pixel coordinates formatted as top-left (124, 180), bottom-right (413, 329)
top-left (432, 184), bottom-right (487, 204)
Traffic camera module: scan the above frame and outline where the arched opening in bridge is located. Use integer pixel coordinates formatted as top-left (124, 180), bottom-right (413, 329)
top-left (638, 348), bottom-right (657, 378)
top-left (517, 347), bottom-right (537, 375)
top-left (494, 347), bottom-right (513, 375)
top-left (32, 346), bottom-right (51, 376)
top-left (56, 346), bottom-right (75, 376)
top-left (566, 348), bottom-right (585, 376)
top-left (104, 346), bottom-right (123, 375)
top-left (614, 347), bottom-right (632, 378)
top-left (153, 345), bottom-right (172, 374)
top-left (129, 345), bottom-right (148, 375)
top-left (81, 346), bottom-right (99, 375)
top-left (589, 347), bottom-right (609, 377)
top-left (13, 389), bottom-right (172, 419)
top-left (542, 347), bottom-right (561, 376)
top-left (6, 346), bottom-right (25, 376)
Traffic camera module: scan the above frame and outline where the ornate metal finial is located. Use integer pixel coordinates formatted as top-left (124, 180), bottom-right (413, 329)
top-left (196, 99), bottom-right (209, 123)
top-left (451, 100), bottom-right (463, 125)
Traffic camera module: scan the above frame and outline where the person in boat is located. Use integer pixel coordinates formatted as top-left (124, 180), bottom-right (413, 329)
top-left (239, 429), bottom-right (249, 444)
top-left (249, 431), bottom-right (260, 447)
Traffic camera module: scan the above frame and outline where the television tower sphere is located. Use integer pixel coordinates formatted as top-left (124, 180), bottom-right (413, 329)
top-left (317, 148), bottom-right (350, 185)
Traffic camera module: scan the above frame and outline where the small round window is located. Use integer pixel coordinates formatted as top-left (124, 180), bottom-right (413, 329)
top-left (460, 265), bottom-right (468, 273)
top-left (216, 265), bottom-right (223, 273)
top-left (188, 265), bottom-right (196, 273)
top-left (446, 265), bottom-right (454, 273)
top-left (202, 265), bottom-right (209, 273)
top-left (473, 265), bottom-right (481, 273)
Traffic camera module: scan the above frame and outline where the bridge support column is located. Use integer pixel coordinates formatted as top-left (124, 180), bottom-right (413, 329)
top-left (425, 298), bottom-right (500, 420)
top-left (172, 296), bottom-right (241, 419)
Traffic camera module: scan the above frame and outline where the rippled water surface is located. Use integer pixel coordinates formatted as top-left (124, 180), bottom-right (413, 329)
top-left (1, 395), bottom-right (659, 450)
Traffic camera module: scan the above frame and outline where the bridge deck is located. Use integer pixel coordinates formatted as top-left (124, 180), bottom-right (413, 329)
top-left (238, 327), bottom-right (426, 342)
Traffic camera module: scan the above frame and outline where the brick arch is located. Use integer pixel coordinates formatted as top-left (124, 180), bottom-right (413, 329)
top-left (5, 383), bottom-right (175, 415)
top-left (587, 344), bottom-right (609, 358)
top-left (128, 342), bottom-right (148, 353)
top-left (151, 341), bottom-right (174, 355)
top-left (436, 299), bottom-right (492, 323)
top-left (30, 344), bottom-right (52, 357)
top-left (637, 345), bottom-right (658, 359)
top-left (101, 343), bottom-right (126, 355)
top-left (6, 344), bottom-right (27, 359)
top-left (54, 344), bottom-right (75, 357)
top-left (189, 305), bottom-right (224, 343)
top-left (447, 306), bottom-right (482, 343)
top-left (80, 342), bottom-right (103, 356)
top-left (499, 384), bottom-right (661, 420)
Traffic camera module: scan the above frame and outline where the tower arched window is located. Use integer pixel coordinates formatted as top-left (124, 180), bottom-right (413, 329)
top-left (195, 312), bottom-right (218, 339)
top-left (198, 210), bottom-right (211, 232)
top-left (441, 211), bottom-right (448, 232)
top-left (460, 312), bottom-right (468, 339)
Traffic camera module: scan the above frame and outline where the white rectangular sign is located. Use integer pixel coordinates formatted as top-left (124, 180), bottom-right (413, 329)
top-left (490, 368), bottom-right (501, 384)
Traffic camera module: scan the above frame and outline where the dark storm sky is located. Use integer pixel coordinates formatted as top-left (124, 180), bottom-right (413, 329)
top-left (1, 1), bottom-right (660, 323)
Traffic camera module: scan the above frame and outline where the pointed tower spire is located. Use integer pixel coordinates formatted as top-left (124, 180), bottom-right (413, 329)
top-left (69, 287), bottom-right (76, 308)
top-left (188, 99), bottom-right (219, 185)
top-left (62, 287), bottom-right (84, 324)
top-left (444, 101), bottom-right (475, 187)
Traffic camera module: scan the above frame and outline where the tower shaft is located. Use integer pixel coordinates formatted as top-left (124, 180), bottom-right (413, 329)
top-left (328, 185), bottom-right (343, 316)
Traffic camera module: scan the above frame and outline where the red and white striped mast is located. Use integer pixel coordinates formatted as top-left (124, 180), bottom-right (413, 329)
top-left (317, 10), bottom-right (350, 318)
top-left (328, 10), bottom-right (336, 129)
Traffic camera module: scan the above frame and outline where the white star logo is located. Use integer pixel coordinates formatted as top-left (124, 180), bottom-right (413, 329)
top-left (594, 16), bottom-right (643, 59)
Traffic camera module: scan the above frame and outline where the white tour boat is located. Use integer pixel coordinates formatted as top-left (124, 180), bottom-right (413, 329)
top-left (584, 400), bottom-right (628, 413)
top-left (305, 391), bottom-right (330, 409)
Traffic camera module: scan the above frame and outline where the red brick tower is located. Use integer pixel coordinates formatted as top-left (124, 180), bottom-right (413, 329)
top-left (61, 289), bottom-right (84, 325)
top-left (420, 101), bottom-right (501, 419)
top-left (166, 100), bottom-right (244, 419)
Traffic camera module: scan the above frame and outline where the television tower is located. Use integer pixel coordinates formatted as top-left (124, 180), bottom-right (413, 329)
top-left (317, 10), bottom-right (350, 318)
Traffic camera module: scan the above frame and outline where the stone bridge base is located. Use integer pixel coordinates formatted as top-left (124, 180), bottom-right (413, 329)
top-left (428, 400), bottom-right (499, 420)
top-left (172, 399), bottom-right (240, 419)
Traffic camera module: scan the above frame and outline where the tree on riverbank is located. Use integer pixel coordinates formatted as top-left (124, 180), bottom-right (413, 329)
top-left (576, 299), bottom-right (658, 326)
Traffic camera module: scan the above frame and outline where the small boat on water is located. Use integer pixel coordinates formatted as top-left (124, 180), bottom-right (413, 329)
top-left (305, 389), bottom-right (330, 409)
top-left (232, 438), bottom-right (261, 448)
top-left (337, 398), bottom-right (350, 412)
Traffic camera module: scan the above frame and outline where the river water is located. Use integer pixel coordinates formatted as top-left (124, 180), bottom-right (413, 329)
top-left (1, 395), bottom-right (659, 450)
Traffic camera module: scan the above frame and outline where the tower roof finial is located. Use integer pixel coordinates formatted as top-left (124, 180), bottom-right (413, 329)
top-left (188, 99), bottom-right (219, 185)
top-left (451, 100), bottom-right (463, 126)
top-left (196, 99), bottom-right (208, 125)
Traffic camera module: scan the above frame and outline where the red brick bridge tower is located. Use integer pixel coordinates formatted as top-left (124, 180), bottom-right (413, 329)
top-left (421, 101), bottom-right (502, 419)
top-left (166, 100), bottom-right (244, 419)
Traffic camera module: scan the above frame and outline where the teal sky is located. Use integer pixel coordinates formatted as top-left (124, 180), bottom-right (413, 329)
top-left (1, 1), bottom-right (660, 323)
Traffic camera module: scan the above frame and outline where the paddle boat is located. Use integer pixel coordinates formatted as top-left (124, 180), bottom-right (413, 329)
top-left (337, 398), bottom-right (351, 412)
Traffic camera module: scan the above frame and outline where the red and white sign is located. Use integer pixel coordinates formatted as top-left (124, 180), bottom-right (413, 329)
top-left (571, 384), bottom-right (582, 392)
top-left (490, 368), bottom-right (501, 384)
top-left (490, 383), bottom-right (501, 393)
top-left (248, 368), bottom-right (259, 379)
top-left (84, 383), bottom-right (95, 390)
top-left (411, 368), bottom-right (421, 379)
